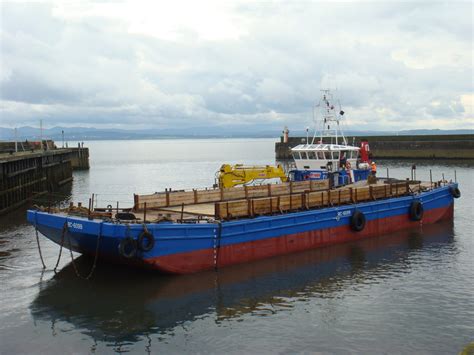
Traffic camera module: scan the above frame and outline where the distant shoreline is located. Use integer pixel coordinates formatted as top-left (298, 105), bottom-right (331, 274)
top-left (1, 126), bottom-right (473, 142)
top-left (0, 130), bottom-right (474, 142)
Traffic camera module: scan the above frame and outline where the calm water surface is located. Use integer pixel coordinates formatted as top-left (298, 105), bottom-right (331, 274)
top-left (0, 139), bottom-right (473, 354)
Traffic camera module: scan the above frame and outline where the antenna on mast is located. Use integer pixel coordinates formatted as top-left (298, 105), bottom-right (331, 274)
top-left (14, 128), bottom-right (18, 153)
top-left (39, 119), bottom-right (43, 150)
top-left (312, 89), bottom-right (348, 146)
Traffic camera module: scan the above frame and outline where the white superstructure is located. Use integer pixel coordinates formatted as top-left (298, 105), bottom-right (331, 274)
top-left (291, 90), bottom-right (361, 172)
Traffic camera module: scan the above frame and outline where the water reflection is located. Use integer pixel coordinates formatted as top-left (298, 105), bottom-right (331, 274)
top-left (30, 221), bottom-right (455, 347)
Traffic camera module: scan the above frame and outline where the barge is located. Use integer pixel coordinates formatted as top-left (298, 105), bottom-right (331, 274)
top-left (27, 90), bottom-right (461, 274)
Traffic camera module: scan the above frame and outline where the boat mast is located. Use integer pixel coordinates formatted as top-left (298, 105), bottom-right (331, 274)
top-left (312, 89), bottom-right (347, 146)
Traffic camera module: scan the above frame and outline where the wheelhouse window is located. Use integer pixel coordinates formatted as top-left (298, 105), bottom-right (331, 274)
top-left (332, 151), bottom-right (340, 160)
top-left (308, 151), bottom-right (317, 159)
top-left (301, 152), bottom-right (308, 160)
top-left (317, 152), bottom-right (325, 159)
top-left (292, 152), bottom-right (300, 160)
top-left (324, 152), bottom-right (331, 160)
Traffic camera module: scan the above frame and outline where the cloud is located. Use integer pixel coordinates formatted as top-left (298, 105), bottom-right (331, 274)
top-left (0, 1), bottom-right (472, 131)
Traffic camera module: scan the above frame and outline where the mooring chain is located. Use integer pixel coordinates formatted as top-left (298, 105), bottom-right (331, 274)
top-left (66, 221), bottom-right (103, 280)
top-left (35, 221), bottom-right (68, 273)
top-left (35, 223), bottom-right (67, 274)
top-left (34, 225), bottom-right (47, 269)
top-left (53, 222), bottom-right (67, 274)
top-left (34, 215), bottom-right (102, 280)
top-left (213, 221), bottom-right (222, 271)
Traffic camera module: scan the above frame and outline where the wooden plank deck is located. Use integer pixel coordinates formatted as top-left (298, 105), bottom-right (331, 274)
top-left (54, 179), bottom-right (441, 223)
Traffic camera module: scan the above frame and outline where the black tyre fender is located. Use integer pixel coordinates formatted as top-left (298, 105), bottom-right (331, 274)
top-left (115, 212), bottom-right (136, 220)
top-left (350, 210), bottom-right (366, 232)
top-left (119, 237), bottom-right (137, 258)
top-left (450, 186), bottom-right (461, 199)
top-left (409, 200), bottom-right (424, 221)
top-left (138, 230), bottom-right (155, 252)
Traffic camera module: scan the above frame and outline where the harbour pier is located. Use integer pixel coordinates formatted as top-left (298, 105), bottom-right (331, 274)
top-left (275, 134), bottom-right (474, 160)
top-left (0, 141), bottom-right (89, 215)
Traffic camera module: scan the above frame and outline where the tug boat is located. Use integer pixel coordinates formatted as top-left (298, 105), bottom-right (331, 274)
top-left (289, 89), bottom-right (371, 185)
top-left (27, 90), bottom-right (461, 274)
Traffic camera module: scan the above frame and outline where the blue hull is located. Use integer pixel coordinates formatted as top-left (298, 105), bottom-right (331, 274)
top-left (27, 184), bottom-right (457, 274)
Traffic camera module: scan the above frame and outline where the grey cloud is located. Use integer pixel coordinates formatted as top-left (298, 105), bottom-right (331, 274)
top-left (0, 1), bottom-right (472, 131)
top-left (1, 70), bottom-right (80, 104)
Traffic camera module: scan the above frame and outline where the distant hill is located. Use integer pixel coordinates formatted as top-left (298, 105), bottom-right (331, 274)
top-left (0, 126), bottom-right (472, 141)
top-left (0, 126), bottom-right (281, 141)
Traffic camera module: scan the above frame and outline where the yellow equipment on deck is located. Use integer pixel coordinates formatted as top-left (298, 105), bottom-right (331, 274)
top-left (216, 164), bottom-right (288, 189)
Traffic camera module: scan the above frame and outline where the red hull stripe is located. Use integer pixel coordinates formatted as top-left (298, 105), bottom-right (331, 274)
top-left (143, 203), bottom-right (454, 274)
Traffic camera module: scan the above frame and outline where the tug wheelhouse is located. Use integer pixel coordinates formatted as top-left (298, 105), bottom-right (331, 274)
top-left (291, 144), bottom-right (360, 172)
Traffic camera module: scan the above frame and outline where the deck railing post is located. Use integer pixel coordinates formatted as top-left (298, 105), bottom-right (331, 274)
top-left (144, 202), bottom-right (147, 223)
top-left (454, 170), bottom-right (457, 183)
top-left (430, 169), bottom-right (433, 189)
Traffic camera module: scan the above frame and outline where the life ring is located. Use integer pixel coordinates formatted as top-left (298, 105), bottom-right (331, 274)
top-left (107, 204), bottom-right (113, 211)
top-left (350, 210), bottom-right (366, 232)
top-left (409, 200), bottom-right (424, 221)
top-left (119, 237), bottom-right (137, 258)
top-left (138, 230), bottom-right (155, 252)
top-left (450, 186), bottom-right (461, 199)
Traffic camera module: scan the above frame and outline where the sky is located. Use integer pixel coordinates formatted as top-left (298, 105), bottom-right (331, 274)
top-left (0, 1), bottom-right (473, 132)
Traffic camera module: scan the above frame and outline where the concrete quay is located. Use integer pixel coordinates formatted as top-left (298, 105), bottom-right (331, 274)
top-left (275, 134), bottom-right (474, 160)
top-left (0, 143), bottom-right (89, 215)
